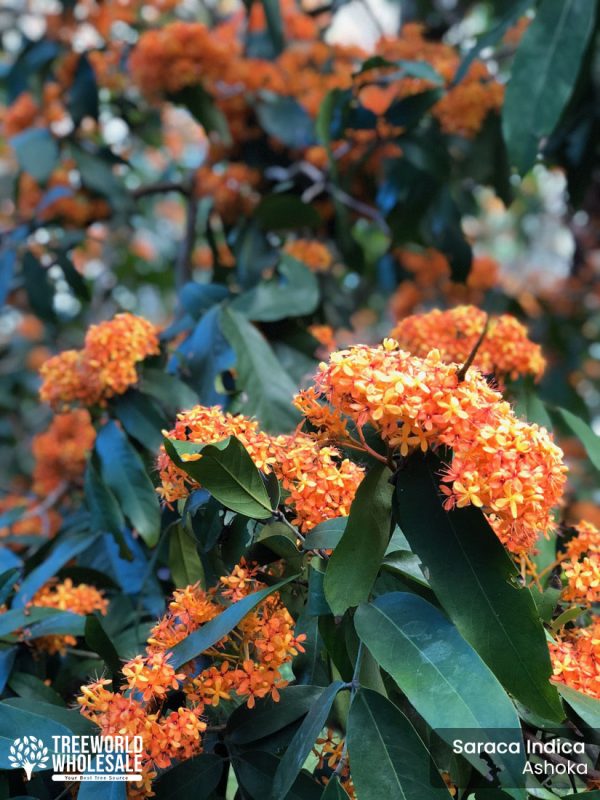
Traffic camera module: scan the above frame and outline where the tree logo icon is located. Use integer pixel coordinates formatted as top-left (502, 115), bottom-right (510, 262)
top-left (8, 736), bottom-right (50, 780)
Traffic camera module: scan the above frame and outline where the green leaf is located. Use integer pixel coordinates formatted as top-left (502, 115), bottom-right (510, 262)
top-left (169, 523), bottom-right (205, 588)
top-left (164, 436), bottom-right (273, 519)
top-left (0, 702), bottom-right (72, 767)
top-left (220, 306), bottom-right (300, 432)
top-left (226, 685), bottom-right (324, 745)
top-left (393, 452), bottom-right (563, 722)
top-left (138, 368), bottom-right (199, 417)
top-left (153, 753), bottom-right (224, 799)
top-left (236, 751), bottom-right (322, 800)
top-left (514, 380), bottom-right (553, 429)
top-left (171, 85), bottom-right (231, 144)
top-left (256, 97), bottom-right (315, 149)
top-left (85, 615), bottom-right (121, 678)
top-left (354, 593), bottom-right (525, 784)
top-left (73, 146), bottom-right (128, 210)
top-left (84, 460), bottom-right (131, 561)
top-left (8, 673), bottom-right (64, 706)
top-left (169, 574), bottom-right (297, 669)
top-left (112, 390), bottom-right (167, 452)
top-left (55, 252), bottom-right (90, 301)
top-left (324, 465), bottom-right (392, 616)
top-left (321, 777), bottom-right (351, 799)
top-left (0, 607), bottom-right (75, 637)
top-left (270, 681), bottom-right (344, 800)
top-left (260, 0), bottom-right (285, 54)
top-left (557, 684), bottom-right (600, 728)
top-left (502, 0), bottom-right (596, 173)
top-left (231, 256), bottom-right (319, 322)
top-left (2, 698), bottom-right (96, 736)
top-left (254, 195), bottom-right (321, 230)
top-left (347, 688), bottom-right (452, 799)
top-left (302, 518), bottom-right (347, 551)
top-left (11, 128), bottom-right (59, 183)
top-left (556, 406), bottom-right (600, 471)
top-left (22, 251), bottom-right (55, 322)
top-left (95, 421), bottom-right (161, 547)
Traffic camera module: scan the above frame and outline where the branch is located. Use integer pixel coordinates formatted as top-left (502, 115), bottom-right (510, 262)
top-left (131, 181), bottom-right (190, 200)
top-left (456, 314), bottom-right (489, 382)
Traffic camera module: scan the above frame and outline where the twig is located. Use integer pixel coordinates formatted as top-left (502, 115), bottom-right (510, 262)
top-left (131, 180), bottom-right (190, 200)
top-left (456, 314), bottom-right (489, 382)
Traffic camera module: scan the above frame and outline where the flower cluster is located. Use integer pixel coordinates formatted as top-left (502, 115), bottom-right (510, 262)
top-left (32, 409), bottom-right (96, 494)
top-left (306, 340), bottom-right (566, 552)
top-left (284, 240), bottom-right (333, 272)
top-left (0, 493), bottom-right (61, 547)
top-left (390, 305), bottom-right (546, 383)
top-left (193, 163), bottom-right (261, 225)
top-left (157, 405), bottom-right (364, 531)
top-left (39, 313), bottom-right (159, 410)
top-left (560, 520), bottom-right (600, 605)
top-left (28, 579), bottom-right (108, 654)
top-left (550, 617), bottom-right (600, 700)
top-left (79, 562), bottom-right (305, 797)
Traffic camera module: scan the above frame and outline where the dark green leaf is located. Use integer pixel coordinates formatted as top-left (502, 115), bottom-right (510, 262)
top-left (302, 518), bottom-right (346, 551)
top-left (256, 97), bottom-right (315, 149)
top-left (11, 128), bottom-right (59, 183)
top-left (254, 195), bottom-right (321, 230)
top-left (231, 256), bottom-right (319, 322)
top-left (220, 307), bottom-right (300, 432)
top-left (226, 685), bottom-right (324, 745)
top-left (169, 574), bottom-right (297, 668)
top-left (112, 389), bottom-right (167, 451)
top-left (557, 684), bottom-right (600, 728)
top-left (84, 460), bottom-right (131, 561)
top-left (0, 703), bottom-right (71, 766)
top-left (324, 465), bottom-right (392, 616)
top-left (393, 452), bottom-right (563, 722)
top-left (236, 751), bottom-right (322, 800)
top-left (260, 0), bottom-right (285, 54)
top-left (169, 523), bottom-right (205, 588)
top-left (85, 615), bottom-right (121, 677)
top-left (164, 436), bottom-right (273, 519)
top-left (68, 53), bottom-right (99, 125)
top-left (55, 252), bottom-right (90, 301)
top-left (171, 85), bottom-right (231, 144)
top-left (138, 368), bottom-right (199, 417)
top-left (556, 406), bottom-right (600, 471)
top-left (354, 593), bottom-right (525, 784)
top-left (2, 698), bottom-right (96, 736)
top-left (270, 681), bottom-right (344, 800)
top-left (8, 673), bottom-right (64, 706)
top-left (22, 251), bottom-right (55, 322)
top-left (503, 0), bottom-right (596, 173)
top-left (95, 421), bottom-right (160, 547)
top-left (153, 753), bottom-right (224, 799)
top-left (347, 688), bottom-right (452, 799)
top-left (321, 777), bottom-right (351, 799)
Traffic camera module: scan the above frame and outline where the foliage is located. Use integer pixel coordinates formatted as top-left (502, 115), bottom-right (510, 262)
top-left (0, 0), bottom-right (600, 798)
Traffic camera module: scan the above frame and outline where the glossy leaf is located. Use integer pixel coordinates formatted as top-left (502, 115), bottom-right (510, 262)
top-left (393, 452), bottom-right (563, 722)
top-left (112, 390), bottom-right (167, 451)
top-left (153, 754), bottom-right (224, 799)
top-left (347, 688), bottom-right (452, 799)
top-left (270, 681), bottom-right (344, 800)
top-left (231, 256), bottom-right (319, 322)
top-left (556, 406), bottom-right (600, 471)
top-left (164, 436), bottom-right (273, 519)
top-left (302, 518), bottom-right (347, 551)
top-left (503, 0), bottom-right (596, 173)
top-left (169, 523), bottom-right (205, 588)
top-left (95, 421), bottom-right (161, 547)
top-left (220, 307), bottom-right (300, 432)
top-left (557, 684), bottom-right (600, 728)
top-left (226, 685), bottom-right (324, 745)
top-left (324, 464), bottom-right (392, 616)
top-left (85, 615), bottom-right (121, 678)
top-left (354, 593), bottom-right (525, 784)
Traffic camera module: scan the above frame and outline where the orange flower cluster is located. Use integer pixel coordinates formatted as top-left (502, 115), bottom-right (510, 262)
top-left (284, 240), bottom-right (333, 272)
top-left (307, 339), bottom-right (566, 552)
top-left (28, 578), bottom-right (107, 654)
top-left (313, 728), bottom-right (355, 797)
top-left (561, 520), bottom-right (600, 605)
top-left (359, 24), bottom-right (504, 137)
top-left (550, 617), bottom-right (600, 700)
top-left (39, 313), bottom-right (159, 410)
top-left (194, 163), bottom-right (261, 225)
top-left (157, 405), bottom-right (364, 531)
top-left (390, 305), bottom-right (546, 382)
top-left (79, 562), bottom-right (305, 797)
top-left (16, 168), bottom-right (110, 227)
top-left (129, 22), bottom-right (239, 97)
top-left (32, 410), bottom-right (96, 494)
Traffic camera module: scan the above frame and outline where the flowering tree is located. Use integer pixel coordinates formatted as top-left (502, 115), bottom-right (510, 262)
top-left (0, 0), bottom-right (600, 798)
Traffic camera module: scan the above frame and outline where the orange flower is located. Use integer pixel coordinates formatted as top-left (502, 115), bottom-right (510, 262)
top-left (32, 410), bottom-right (96, 494)
top-left (550, 619), bottom-right (600, 700)
top-left (39, 313), bottom-right (159, 410)
top-left (284, 240), bottom-right (333, 272)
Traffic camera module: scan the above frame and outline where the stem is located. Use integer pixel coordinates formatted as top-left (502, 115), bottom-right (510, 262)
top-left (357, 426), bottom-right (389, 465)
top-left (456, 315), bottom-right (489, 382)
